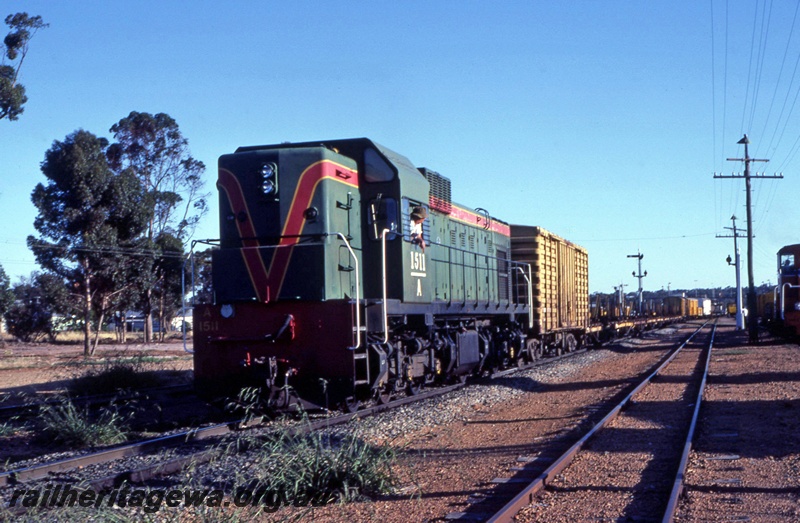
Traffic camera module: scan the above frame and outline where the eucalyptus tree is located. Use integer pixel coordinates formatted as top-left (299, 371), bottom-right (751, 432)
top-left (107, 112), bottom-right (208, 342)
top-left (4, 272), bottom-right (73, 343)
top-left (0, 264), bottom-right (14, 320)
top-left (28, 130), bottom-right (150, 355)
top-left (5, 275), bottom-right (53, 342)
top-left (1, 12), bottom-right (47, 121)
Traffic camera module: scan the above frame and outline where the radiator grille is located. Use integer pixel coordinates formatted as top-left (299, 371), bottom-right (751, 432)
top-left (419, 168), bottom-right (452, 214)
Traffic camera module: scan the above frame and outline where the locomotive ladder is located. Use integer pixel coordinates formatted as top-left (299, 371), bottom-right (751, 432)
top-left (333, 232), bottom-right (362, 351)
top-left (353, 345), bottom-right (370, 386)
top-left (334, 231), bottom-right (371, 387)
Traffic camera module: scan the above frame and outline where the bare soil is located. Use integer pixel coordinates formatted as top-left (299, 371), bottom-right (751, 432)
top-left (675, 326), bottom-right (800, 522)
top-left (0, 340), bottom-right (193, 397)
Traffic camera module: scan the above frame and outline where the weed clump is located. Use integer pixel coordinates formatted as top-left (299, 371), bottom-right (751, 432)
top-left (225, 420), bottom-right (397, 508)
top-left (68, 355), bottom-right (164, 396)
top-left (38, 398), bottom-right (131, 447)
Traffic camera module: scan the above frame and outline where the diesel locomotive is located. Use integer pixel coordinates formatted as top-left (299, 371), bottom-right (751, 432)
top-left (775, 243), bottom-right (800, 336)
top-left (193, 138), bottom-right (589, 410)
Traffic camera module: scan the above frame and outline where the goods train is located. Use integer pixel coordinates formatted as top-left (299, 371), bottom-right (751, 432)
top-left (193, 138), bottom-right (681, 410)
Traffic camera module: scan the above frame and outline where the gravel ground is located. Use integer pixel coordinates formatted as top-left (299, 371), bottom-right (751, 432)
top-left (675, 325), bottom-right (800, 522)
top-left (0, 341), bottom-right (192, 396)
top-left (514, 322), bottom-right (714, 522)
top-left (1, 327), bottom-right (680, 522)
top-left (0, 341), bottom-right (196, 474)
top-left (242, 326), bottom-right (686, 522)
top-left (5, 320), bottom-right (795, 522)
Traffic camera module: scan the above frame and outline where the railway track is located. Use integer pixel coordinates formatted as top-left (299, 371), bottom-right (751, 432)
top-left (443, 320), bottom-right (716, 522)
top-left (0, 341), bottom-right (600, 516)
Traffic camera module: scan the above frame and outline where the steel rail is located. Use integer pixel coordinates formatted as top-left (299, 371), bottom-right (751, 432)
top-left (662, 321), bottom-right (716, 522)
top-left (2, 334), bottom-right (601, 496)
top-left (1, 322), bottom-right (662, 494)
top-left (82, 348), bottom-right (595, 496)
top-left (0, 379), bottom-right (473, 489)
top-left (485, 320), bottom-right (711, 523)
top-left (84, 382), bottom-right (471, 491)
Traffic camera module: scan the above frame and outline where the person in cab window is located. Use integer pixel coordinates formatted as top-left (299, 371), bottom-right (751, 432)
top-left (410, 206), bottom-right (427, 252)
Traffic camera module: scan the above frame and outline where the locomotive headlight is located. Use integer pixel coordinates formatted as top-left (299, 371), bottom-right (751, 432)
top-left (259, 162), bottom-right (278, 195)
top-left (261, 179), bottom-right (276, 194)
top-left (260, 163), bottom-right (275, 178)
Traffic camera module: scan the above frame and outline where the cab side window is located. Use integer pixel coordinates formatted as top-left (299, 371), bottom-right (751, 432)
top-left (368, 195), bottom-right (398, 240)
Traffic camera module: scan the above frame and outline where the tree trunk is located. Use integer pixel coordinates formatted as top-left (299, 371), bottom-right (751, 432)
top-left (90, 295), bottom-right (109, 356)
top-left (90, 310), bottom-right (105, 356)
top-left (144, 287), bottom-right (152, 344)
top-left (158, 292), bottom-right (165, 342)
top-left (82, 265), bottom-right (92, 357)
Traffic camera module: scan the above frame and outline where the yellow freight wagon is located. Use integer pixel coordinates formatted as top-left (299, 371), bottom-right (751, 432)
top-left (510, 225), bottom-right (589, 337)
top-left (687, 298), bottom-right (699, 317)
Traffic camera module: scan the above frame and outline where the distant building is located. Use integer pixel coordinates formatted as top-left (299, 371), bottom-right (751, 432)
top-left (171, 309), bottom-right (193, 332)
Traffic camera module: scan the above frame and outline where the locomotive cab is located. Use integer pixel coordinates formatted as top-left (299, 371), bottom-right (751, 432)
top-left (777, 244), bottom-right (800, 336)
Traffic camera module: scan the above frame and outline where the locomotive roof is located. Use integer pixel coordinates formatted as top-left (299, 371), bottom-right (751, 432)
top-left (778, 244), bottom-right (800, 254)
top-left (234, 138), bottom-right (513, 229)
top-left (234, 137), bottom-right (418, 175)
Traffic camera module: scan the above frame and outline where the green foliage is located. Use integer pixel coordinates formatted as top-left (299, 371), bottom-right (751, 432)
top-left (0, 63), bottom-right (25, 120)
top-left (0, 421), bottom-right (18, 437)
top-left (107, 111), bottom-right (206, 342)
top-left (38, 398), bottom-right (130, 447)
top-left (5, 274), bottom-right (54, 342)
top-left (4, 301), bottom-right (51, 342)
top-left (225, 387), bottom-right (266, 424)
top-left (0, 264), bottom-right (13, 317)
top-left (1, 12), bottom-right (47, 121)
top-left (193, 248), bottom-right (214, 304)
top-left (28, 130), bottom-right (151, 354)
top-left (107, 111), bottom-right (208, 242)
top-left (227, 422), bottom-right (397, 507)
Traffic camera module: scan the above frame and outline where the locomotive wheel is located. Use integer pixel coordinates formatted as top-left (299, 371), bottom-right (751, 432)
top-left (375, 388), bottom-right (392, 405)
top-left (564, 334), bottom-right (578, 353)
top-left (528, 339), bottom-right (543, 360)
top-left (342, 396), bottom-right (361, 413)
top-left (406, 380), bottom-right (422, 396)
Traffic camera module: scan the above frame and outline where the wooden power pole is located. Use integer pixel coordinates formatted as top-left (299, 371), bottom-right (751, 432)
top-left (714, 135), bottom-right (783, 344)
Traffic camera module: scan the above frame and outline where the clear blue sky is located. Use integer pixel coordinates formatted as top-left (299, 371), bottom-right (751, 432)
top-left (1, 1), bottom-right (797, 294)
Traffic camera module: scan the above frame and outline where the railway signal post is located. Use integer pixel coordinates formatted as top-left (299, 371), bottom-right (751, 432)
top-left (628, 251), bottom-right (647, 316)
